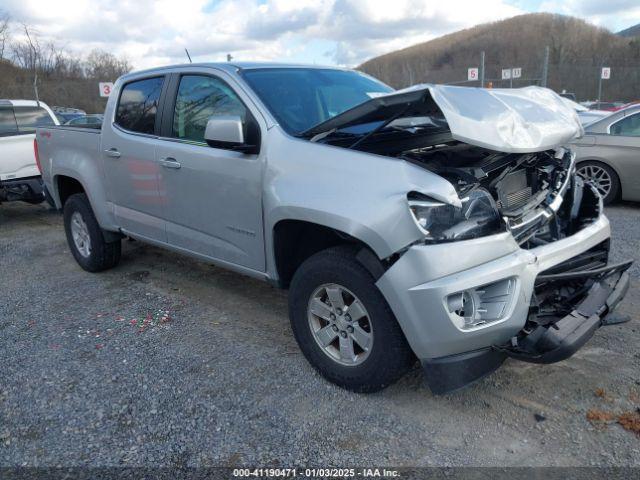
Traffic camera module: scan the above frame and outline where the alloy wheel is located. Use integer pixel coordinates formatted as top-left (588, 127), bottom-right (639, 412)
top-left (307, 283), bottom-right (373, 366)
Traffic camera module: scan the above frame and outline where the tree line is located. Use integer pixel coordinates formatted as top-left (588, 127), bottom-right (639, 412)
top-left (0, 10), bottom-right (131, 113)
top-left (359, 13), bottom-right (640, 102)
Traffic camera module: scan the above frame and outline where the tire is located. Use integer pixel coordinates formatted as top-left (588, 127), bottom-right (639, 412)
top-left (63, 193), bottom-right (121, 272)
top-left (576, 161), bottom-right (620, 205)
top-left (289, 246), bottom-right (415, 392)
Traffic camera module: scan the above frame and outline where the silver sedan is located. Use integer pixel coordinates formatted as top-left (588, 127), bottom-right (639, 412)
top-left (572, 105), bottom-right (640, 204)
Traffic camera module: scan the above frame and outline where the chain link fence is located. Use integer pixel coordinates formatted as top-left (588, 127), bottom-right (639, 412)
top-left (3, 61), bottom-right (639, 111)
top-left (1, 77), bottom-right (110, 113)
top-left (363, 60), bottom-right (640, 103)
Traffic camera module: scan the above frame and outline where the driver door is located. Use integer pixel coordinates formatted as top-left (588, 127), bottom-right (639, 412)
top-left (154, 72), bottom-right (266, 272)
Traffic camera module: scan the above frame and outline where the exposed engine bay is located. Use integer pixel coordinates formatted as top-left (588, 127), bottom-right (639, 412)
top-left (400, 140), bottom-right (601, 246)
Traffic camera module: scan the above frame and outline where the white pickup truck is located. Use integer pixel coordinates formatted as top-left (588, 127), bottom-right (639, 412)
top-left (0, 99), bottom-right (59, 204)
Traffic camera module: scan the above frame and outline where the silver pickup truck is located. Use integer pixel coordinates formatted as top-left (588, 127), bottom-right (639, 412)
top-left (36, 63), bottom-right (631, 393)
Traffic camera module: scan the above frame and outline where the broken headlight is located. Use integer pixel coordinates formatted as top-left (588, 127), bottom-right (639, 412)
top-left (408, 188), bottom-right (502, 242)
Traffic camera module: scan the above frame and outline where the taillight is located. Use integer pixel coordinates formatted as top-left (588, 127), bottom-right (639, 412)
top-left (34, 138), bottom-right (42, 174)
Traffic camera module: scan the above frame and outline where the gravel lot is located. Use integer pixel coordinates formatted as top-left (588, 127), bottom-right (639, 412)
top-left (1, 202), bottom-right (639, 467)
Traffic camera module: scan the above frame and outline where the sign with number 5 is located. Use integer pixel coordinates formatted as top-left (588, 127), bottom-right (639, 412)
top-left (99, 82), bottom-right (114, 98)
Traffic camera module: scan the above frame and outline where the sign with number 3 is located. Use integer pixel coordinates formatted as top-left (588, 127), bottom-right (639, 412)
top-left (99, 82), bottom-right (114, 98)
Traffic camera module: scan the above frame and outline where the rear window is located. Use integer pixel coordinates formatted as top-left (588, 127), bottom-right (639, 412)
top-left (0, 107), bottom-right (18, 136)
top-left (13, 106), bottom-right (55, 133)
top-left (115, 77), bottom-right (164, 134)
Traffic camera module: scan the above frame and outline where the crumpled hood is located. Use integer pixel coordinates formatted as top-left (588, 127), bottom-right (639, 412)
top-left (303, 84), bottom-right (584, 153)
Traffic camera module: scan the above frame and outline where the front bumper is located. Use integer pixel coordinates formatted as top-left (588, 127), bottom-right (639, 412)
top-left (376, 214), bottom-right (613, 360)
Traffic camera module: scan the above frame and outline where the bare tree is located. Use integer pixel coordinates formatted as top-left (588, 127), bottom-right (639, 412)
top-left (0, 11), bottom-right (9, 60)
top-left (85, 49), bottom-right (131, 80)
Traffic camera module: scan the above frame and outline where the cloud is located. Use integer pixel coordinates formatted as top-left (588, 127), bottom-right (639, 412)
top-left (538, 0), bottom-right (640, 31)
top-left (1, 0), bottom-right (638, 72)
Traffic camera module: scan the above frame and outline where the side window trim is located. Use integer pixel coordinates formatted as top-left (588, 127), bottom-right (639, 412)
top-left (114, 75), bottom-right (166, 137)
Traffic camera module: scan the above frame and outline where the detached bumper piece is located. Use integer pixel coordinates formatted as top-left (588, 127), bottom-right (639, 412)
top-left (496, 260), bottom-right (632, 364)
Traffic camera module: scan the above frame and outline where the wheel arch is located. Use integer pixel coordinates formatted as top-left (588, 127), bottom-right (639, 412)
top-left (271, 218), bottom-right (387, 289)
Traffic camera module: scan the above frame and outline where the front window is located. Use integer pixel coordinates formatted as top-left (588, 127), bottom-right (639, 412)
top-left (241, 68), bottom-right (392, 135)
top-left (172, 75), bottom-right (247, 143)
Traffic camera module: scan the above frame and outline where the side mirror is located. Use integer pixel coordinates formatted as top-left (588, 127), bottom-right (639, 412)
top-left (204, 115), bottom-right (260, 154)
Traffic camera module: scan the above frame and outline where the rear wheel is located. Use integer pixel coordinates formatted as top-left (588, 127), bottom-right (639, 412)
top-left (63, 193), bottom-right (121, 272)
top-left (576, 161), bottom-right (620, 205)
top-left (289, 246), bottom-right (415, 392)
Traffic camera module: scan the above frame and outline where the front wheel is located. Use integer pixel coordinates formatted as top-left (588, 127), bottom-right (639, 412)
top-left (63, 193), bottom-right (121, 272)
top-left (288, 246), bottom-right (415, 392)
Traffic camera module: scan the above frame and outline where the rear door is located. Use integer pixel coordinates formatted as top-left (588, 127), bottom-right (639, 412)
top-left (101, 76), bottom-right (168, 241)
top-left (154, 70), bottom-right (266, 271)
top-left (0, 105), bottom-right (55, 181)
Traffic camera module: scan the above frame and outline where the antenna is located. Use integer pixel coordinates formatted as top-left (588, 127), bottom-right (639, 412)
top-left (185, 48), bottom-right (192, 63)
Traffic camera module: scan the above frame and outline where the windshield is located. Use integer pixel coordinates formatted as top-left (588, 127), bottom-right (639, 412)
top-left (241, 68), bottom-right (393, 135)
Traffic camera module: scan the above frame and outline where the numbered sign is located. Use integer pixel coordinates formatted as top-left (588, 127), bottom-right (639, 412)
top-left (467, 68), bottom-right (479, 81)
top-left (501, 69), bottom-right (511, 80)
top-left (601, 67), bottom-right (611, 80)
top-left (99, 82), bottom-right (114, 98)
top-left (512, 67), bottom-right (522, 79)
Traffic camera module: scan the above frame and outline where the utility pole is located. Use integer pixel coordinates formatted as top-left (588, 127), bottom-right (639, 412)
top-left (541, 46), bottom-right (549, 88)
top-left (480, 51), bottom-right (485, 88)
top-left (597, 65), bottom-right (605, 102)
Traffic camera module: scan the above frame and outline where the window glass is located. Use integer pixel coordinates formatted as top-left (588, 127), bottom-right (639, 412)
top-left (241, 68), bottom-right (392, 135)
top-left (0, 107), bottom-right (18, 136)
top-left (115, 77), bottom-right (164, 134)
top-left (13, 106), bottom-right (55, 133)
top-left (611, 113), bottom-right (640, 136)
top-left (172, 75), bottom-right (247, 143)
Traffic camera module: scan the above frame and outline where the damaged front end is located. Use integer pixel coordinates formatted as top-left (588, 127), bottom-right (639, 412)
top-left (496, 248), bottom-right (632, 364)
top-left (302, 83), bottom-right (633, 392)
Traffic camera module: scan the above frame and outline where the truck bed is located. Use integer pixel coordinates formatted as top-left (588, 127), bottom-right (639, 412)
top-left (36, 125), bottom-right (103, 208)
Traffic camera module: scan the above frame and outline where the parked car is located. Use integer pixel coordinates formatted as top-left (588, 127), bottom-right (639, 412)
top-left (572, 104), bottom-right (640, 204)
top-left (65, 114), bottom-right (104, 127)
top-left (36, 65), bottom-right (631, 393)
top-left (561, 97), bottom-right (610, 126)
top-left (0, 99), bottom-right (59, 204)
top-left (588, 101), bottom-right (625, 111)
top-left (52, 107), bottom-right (86, 124)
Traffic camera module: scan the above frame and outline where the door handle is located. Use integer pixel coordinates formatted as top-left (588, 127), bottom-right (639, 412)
top-left (159, 157), bottom-right (181, 169)
top-left (104, 148), bottom-right (121, 158)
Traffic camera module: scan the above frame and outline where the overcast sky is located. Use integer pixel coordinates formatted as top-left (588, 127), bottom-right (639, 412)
top-left (2, 0), bottom-right (639, 70)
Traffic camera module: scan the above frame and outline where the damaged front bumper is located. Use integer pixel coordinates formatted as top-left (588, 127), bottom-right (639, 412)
top-left (376, 212), bottom-right (632, 394)
top-left (495, 260), bottom-right (631, 364)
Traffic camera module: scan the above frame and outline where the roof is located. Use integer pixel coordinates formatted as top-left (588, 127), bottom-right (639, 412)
top-left (123, 61), bottom-right (346, 79)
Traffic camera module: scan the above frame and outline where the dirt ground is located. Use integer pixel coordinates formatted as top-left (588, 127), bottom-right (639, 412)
top-left (1, 202), bottom-right (639, 467)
